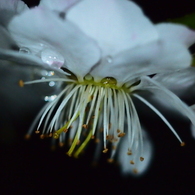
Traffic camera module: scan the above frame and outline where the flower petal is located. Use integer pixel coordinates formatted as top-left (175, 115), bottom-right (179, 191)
top-left (8, 7), bottom-right (101, 78)
top-left (190, 105), bottom-right (195, 139)
top-left (39, 0), bottom-right (81, 12)
top-left (90, 23), bottom-right (194, 84)
top-left (118, 130), bottom-right (152, 176)
top-left (0, 49), bottom-right (66, 75)
top-left (153, 67), bottom-right (195, 98)
top-left (136, 76), bottom-right (195, 128)
top-left (0, 0), bottom-right (28, 26)
top-left (156, 23), bottom-right (195, 47)
top-left (67, 0), bottom-right (158, 57)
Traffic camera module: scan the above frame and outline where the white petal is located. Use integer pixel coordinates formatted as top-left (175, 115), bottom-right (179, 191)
top-left (0, 0), bottom-right (28, 26)
top-left (39, 0), bottom-right (80, 12)
top-left (8, 7), bottom-right (101, 77)
top-left (0, 49), bottom-right (66, 75)
top-left (153, 67), bottom-right (195, 98)
top-left (190, 105), bottom-right (195, 139)
top-left (118, 130), bottom-right (152, 176)
top-left (156, 23), bottom-right (195, 47)
top-left (67, 0), bottom-right (158, 57)
top-left (136, 76), bottom-right (195, 128)
top-left (90, 35), bottom-right (192, 84)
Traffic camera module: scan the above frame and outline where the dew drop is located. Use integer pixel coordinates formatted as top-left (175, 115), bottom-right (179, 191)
top-left (19, 47), bottom-right (31, 54)
top-left (106, 56), bottom-right (113, 63)
top-left (49, 81), bottom-right (56, 87)
top-left (41, 49), bottom-right (64, 68)
top-left (44, 95), bottom-right (57, 102)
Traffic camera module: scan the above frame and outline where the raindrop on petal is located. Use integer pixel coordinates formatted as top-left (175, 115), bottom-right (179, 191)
top-left (19, 47), bottom-right (31, 54)
top-left (106, 56), bottom-right (113, 64)
top-left (41, 49), bottom-right (64, 69)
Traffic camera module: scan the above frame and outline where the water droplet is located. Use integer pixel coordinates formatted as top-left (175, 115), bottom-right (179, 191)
top-left (106, 56), bottom-right (113, 63)
top-left (49, 81), bottom-right (56, 87)
top-left (44, 95), bottom-right (57, 102)
top-left (19, 47), bottom-right (31, 54)
top-left (41, 49), bottom-right (64, 69)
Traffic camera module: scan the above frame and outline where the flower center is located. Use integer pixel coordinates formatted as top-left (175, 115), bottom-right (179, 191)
top-left (51, 75), bottom-right (134, 158)
top-left (21, 73), bottom-right (145, 163)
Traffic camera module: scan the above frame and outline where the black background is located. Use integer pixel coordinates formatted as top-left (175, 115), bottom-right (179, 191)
top-left (1, 0), bottom-right (195, 195)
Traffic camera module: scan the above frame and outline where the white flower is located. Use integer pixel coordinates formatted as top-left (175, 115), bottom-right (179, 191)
top-left (1, 0), bottom-right (195, 175)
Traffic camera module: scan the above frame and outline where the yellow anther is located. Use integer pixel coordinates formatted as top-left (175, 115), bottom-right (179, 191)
top-left (59, 142), bottom-right (64, 147)
top-left (24, 134), bottom-right (31, 139)
top-left (19, 80), bottom-right (24, 87)
top-left (133, 169), bottom-right (138, 174)
top-left (118, 132), bottom-right (125, 137)
top-left (35, 130), bottom-right (40, 134)
top-left (140, 157), bottom-right (144, 161)
top-left (40, 134), bottom-right (45, 139)
top-left (127, 150), bottom-right (132, 155)
top-left (102, 148), bottom-right (108, 153)
top-left (130, 160), bottom-right (135, 165)
top-left (107, 159), bottom-right (114, 163)
top-left (181, 142), bottom-right (185, 146)
top-left (82, 124), bottom-right (88, 129)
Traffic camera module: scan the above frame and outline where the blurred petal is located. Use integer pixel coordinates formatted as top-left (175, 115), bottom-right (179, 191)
top-left (118, 130), bottom-right (152, 176)
top-left (39, 0), bottom-right (81, 12)
top-left (190, 105), bottom-right (195, 139)
top-left (8, 7), bottom-right (101, 77)
top-left (0, 0), bottom-right (28, 26)
top-left (0, 26), bottom-right (16, 49)
top-left (67, 0), bottom-right (158, 57)
top-left (153, 67), bottom-right (195, 98)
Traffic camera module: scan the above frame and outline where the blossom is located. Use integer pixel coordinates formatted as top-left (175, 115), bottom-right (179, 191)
top-left (1, 0), bottom-right (195, 175)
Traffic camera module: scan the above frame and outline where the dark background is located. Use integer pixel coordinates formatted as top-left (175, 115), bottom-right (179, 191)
top-left (1, 0), bottom-right (195, 195)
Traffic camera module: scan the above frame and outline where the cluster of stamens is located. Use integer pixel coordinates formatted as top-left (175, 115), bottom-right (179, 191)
top-left (19, 71), bottom-right (185, 173)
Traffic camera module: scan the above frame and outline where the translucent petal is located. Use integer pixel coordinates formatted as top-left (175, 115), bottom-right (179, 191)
top-left (153, 67), bottom-right (195, 98)
top-left (90, 41), bottom-right (191, 84)
top-left (39, 0), bottom-right (80, 12)
top-left (156, 23), bottom-right (195, 47)
top-left (190, 105), bottom-right (195, 139)
top-left (118, 130), bottom-right (152, 176)
top-left (0, 0), bottom-right (28, 26)
top-left (8, 7), bottom-right (101, 77)
top-left (135, 76), bottom-right (195, 127)
top-left (67, 0), bottom-right (158, 57)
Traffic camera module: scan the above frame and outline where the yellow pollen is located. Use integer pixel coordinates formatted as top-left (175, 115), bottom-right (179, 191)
top-left (59, 142), bottom-right (65, 147)
top-left (133, 169), bottom-right (138, 174)
top-left (118, 132), bottom-right (126, 137)
top-left (130, 160), bottom-right (135, 165)
top-left (102, 148), bottom-right (108, 153)
top-left (35, 130), bottom-right (40, 134)
top-left (19, 80), bottom-right (24, 87)
top-left (140, 157), bottom-right (144, 161)
top-left (181, 142), bottom-right (185, 146)
top-left (107, 159), bottom-right (114, 163)
top-left (24, 134), bottom-right (31, 139)
top-left (40, 134), bottom-right (45, 139)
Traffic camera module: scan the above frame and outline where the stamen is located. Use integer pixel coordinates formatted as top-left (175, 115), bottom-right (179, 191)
top-left (133, 94), bottom-right (183, 144)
